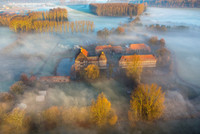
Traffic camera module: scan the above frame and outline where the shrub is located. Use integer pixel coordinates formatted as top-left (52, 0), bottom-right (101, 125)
top-left (10, 81), bottom-right (25, 95)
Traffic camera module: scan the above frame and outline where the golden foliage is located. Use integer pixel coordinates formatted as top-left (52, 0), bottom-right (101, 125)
top-left (128, 84), bottom-right (165, 123)
top-left (125, 54), bottom-right (143, 83)
top-left (42, 106), bottom-right (61, 130)
top-left (3, 8), bottom-right (95, 33)
top-left (108, 112), bottom-right (118, 126)
top-left (0, 14), bottom-right (17, 26)
top-left (90, 3), bottom-right (146, 16)
top-left (85, 64), bottom-right (100, 80)
top-left (137, 3), bottom-right (145, 15)
top-left (1, 108), bottom-right (27, 134)
top-left (61, 106), bottom-right (90, 127)
top-left (90, 92), bottom-right (117, 127)
top-left (0, 103), bottom-right (7, 122)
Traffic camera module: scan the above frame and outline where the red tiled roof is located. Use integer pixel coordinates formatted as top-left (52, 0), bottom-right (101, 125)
top-left (128, 44), bottom-right (151, 51)
top-left (95, 45), bottom-right (112, 51)
top-left (120, 55), bottom-right (156, 62)
top-left (95, 45), bottom-right (123, 53)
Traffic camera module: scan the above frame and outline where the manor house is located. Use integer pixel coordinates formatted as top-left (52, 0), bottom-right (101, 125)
top-left (74, 47), bottom-right (107, 70)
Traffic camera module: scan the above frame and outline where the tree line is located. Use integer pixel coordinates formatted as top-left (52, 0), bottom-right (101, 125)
top-left (0, 8), bottom-right (94, 33)
top-left (147, 0), bottom-right (200, 8)
top-left (89, 3), bottom-right (146, 17)
top-left (0, 8), bottom-right (68, 27)
top-left (10, 19), bottom-right (94, 33)
top-left (97, 26), bottom-right (125, 39)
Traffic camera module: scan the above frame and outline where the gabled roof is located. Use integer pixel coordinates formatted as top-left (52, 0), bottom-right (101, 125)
top-left (99, 52), bottom-right (107, 61)
top-left (75, 52), bottom-right (88, 61)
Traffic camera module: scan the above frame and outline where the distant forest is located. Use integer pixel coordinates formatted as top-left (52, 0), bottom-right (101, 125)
top-left (129, 0), bottom-right (200, 8)
top-left (0, 8), bottom-right (94, 33)
top-left (89, 3), bottom-right (146, 17)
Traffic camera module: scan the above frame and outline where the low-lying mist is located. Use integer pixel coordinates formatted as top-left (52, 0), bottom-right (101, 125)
top-left (0, 5), bottom-right (200, 134)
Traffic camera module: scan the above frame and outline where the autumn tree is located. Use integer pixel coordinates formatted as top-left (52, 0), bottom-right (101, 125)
top-left (20, 73), bottom-right (29, 85)
top-left (156, 47), bottom-right (171, 67)
top-left (0, 93), bottom-right (14, 124)
top-left (61, 106), bottom-right (90, 127)
top-left (42, 106), bottom-right (61, 130)
top-left (97, 28), bottom-right (111, 39)
top-left (0, 92), bottom-right (13, 102)
top-left (10, 81), bottom-right (25, 95)
top-left (115, 26), bottom-right (125, 34)
top-left (84, 64), bottom-right (100, 80)
top-left (90, 93), bottom-right (118, 127)
top-left (128, 84), bottom-right (165, 124)
top-left (149, 36), bottom-right (159, 45)
top-left (90, 3), bottom-right (145, 16)
top-left (159, 38), bottom-right (166, 47)
top-left (125, 55), bottom-right (143, 84)
top-left (0, 103), bottom-right (7, 123)
top-left (1, 108), bottom-right (27, 134)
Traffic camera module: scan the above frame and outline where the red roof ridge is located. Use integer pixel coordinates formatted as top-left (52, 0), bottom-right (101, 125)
top-left (120, 54), bottom-right (156, 61)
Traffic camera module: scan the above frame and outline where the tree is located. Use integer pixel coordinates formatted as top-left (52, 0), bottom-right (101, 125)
top-left (125, 55), bottom-right (143, 84)
top-left (89, 3), bottom-right (146, 17)
top-left (97, 28), bottom-right (110, 39)
top-left (84, 64), bottom-right (100, 80)
top-left (20, 73), bottom-right (29, 85)
top-left (128, 84), bottom-right (165, 124)
top-left (159, 38), bottom-right (166, 47)
top-left (149, 36), bottom-right (158, 45)
top-left (0, 103), bottom-right (6, 123)
top-left (90, 93), bottom-right (118, 127)
top-left (0, 92), bottom-right (13, 102)
top-left (156, 47), bottom-right (171, 67)
top-left (115, 26), bottom-right (125, 34)
top-left (42, 106), bottom-right (61, 130)
top-left (10, 81), bottom-right (25, 95)
top-left (1, 108), bottom-right (27, 134)
top-left (61, 106), bottom-right (90, 127)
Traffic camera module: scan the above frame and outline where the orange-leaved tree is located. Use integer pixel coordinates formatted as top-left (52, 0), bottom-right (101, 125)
top-left (128, 84), bottom-right (165, 124)
top-left (1, 108), bottom-right (27, 134)
top-left (42, 106), bottom-right (61, 130)
top-left (84, 64), bottom-right (100, 80)
top-left (90, 92), bottom-right (117, 127)
top-left (125, 54), bottom-right (143, 84)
